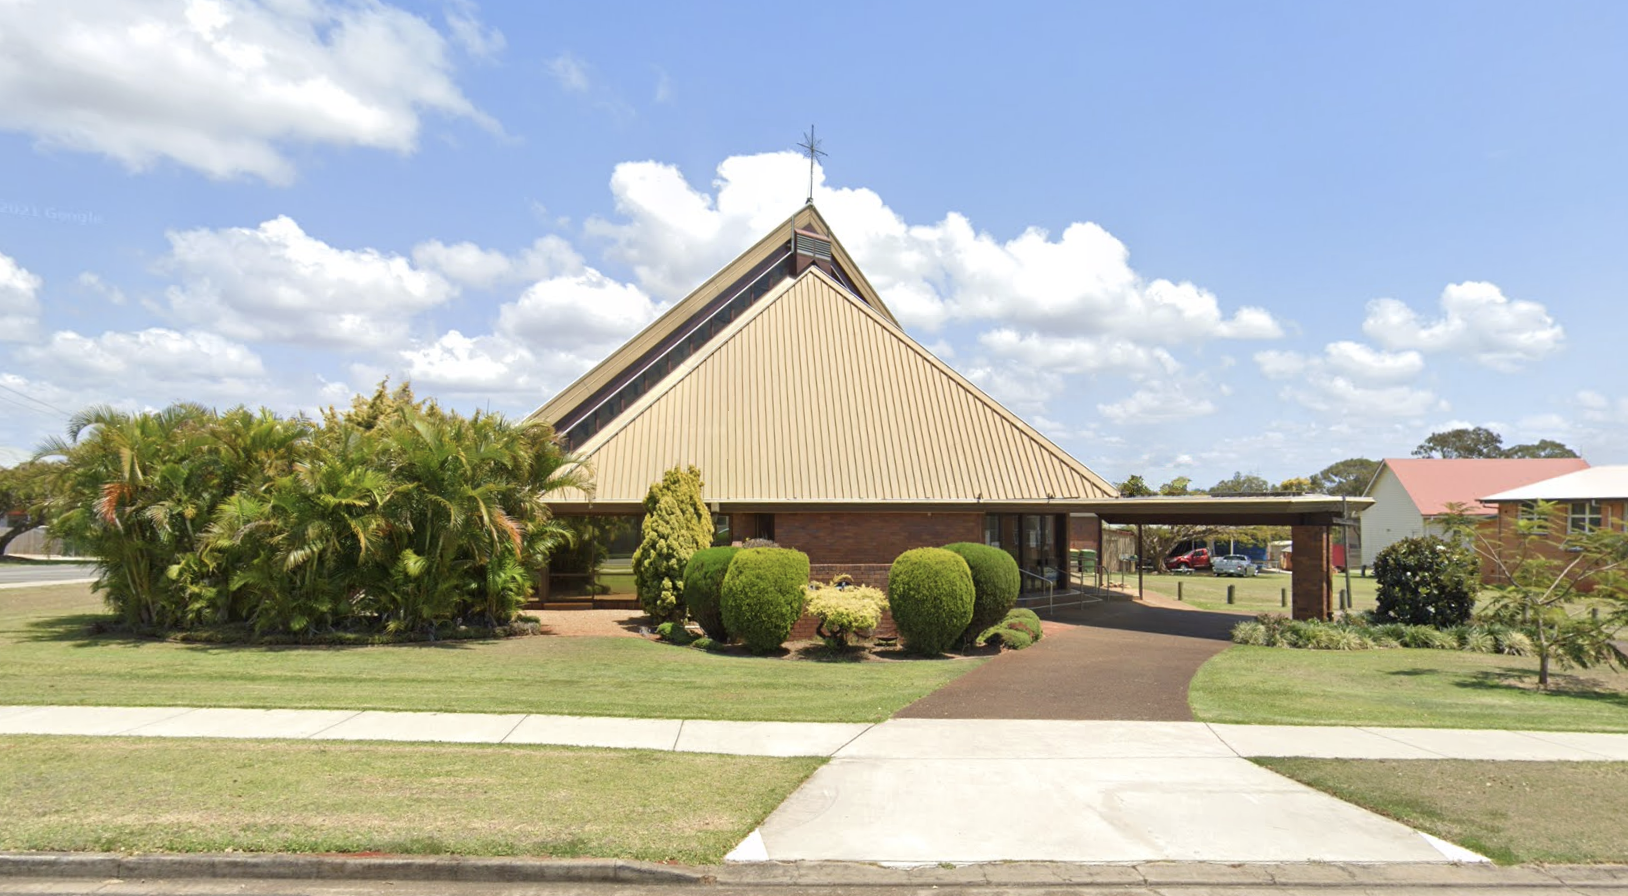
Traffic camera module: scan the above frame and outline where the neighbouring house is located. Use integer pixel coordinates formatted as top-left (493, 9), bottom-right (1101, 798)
top-left (528, 203), bottom-right (1118, 597)
top-left (1479, 464), bottom-right (1628, 588)
top-left (1359, 457), bottom-right (1590, 564)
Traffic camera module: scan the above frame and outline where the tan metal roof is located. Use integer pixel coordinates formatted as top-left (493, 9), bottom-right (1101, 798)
top-left (528, 204), bottom-right (894, 429)
top-left (548, 265), bottom-right (1115, 510)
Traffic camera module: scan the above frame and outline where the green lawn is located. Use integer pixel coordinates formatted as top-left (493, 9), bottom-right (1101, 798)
top-left (1257, 758), bottom-right (1628, 864)
top-left (1141, 571), bottom-right (1378, 616)
top-left (0, 735), bottom-right (816, 863)
top-left (1191, 645), bottom-right (1628, 732)
top-left (0, 584), bottom-right (979, 722)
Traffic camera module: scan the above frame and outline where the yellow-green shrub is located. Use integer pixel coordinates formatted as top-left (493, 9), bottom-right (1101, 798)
top-left (807, 584), bottom-right (887, 648)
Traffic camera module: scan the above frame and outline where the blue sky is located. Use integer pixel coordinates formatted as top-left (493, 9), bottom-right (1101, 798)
top-left (2, 0), bottom-right (1624, 488)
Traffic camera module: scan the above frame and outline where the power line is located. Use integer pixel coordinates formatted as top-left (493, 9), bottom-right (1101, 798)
top-left (0, 380), bottom-right (64, 416)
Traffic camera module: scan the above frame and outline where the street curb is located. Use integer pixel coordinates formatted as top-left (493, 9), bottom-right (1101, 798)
top-left (0, 853), bottom-right (702, 884)
top-left (5, 854), bottom-right (1628, 888)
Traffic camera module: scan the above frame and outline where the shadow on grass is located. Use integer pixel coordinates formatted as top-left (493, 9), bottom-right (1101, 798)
top-left (1453, 668), bottom-right (1628, 709)
top-left (18, 613), bottom-right (483, 652)
top-left (1386, 668), bottom-right (1438, 677)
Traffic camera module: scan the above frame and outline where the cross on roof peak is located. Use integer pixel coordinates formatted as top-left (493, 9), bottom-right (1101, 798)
top-left (796, 125), bottom-right (826, 205)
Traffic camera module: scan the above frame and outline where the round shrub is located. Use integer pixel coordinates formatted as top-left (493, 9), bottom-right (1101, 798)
top-left (888, 547), bottom-right (975, 656)
top-left (942, 542), bottom-right (1020, 643)
top-left (682, 546), bottom-right (738, 640)
top-left (720, 547), bottom-right (810, 654)
top-left (1372, 535), bottom-right (1477, 628)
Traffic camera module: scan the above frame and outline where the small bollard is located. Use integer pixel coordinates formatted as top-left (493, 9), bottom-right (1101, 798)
top-left (1178, 581), bottom-right (1184, 601)
top-left (1280, 588), bottom-right (1287, 608)
top-left (1227, 584), bottom-right (1235, 605)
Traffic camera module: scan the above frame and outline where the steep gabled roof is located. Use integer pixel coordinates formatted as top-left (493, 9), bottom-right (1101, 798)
top-left (545, 264), bottom-right (1115, 509)
top-left (1483, 464), bottom-right (1628, 502)
top-left (1368, 458), bottom-right (1591, 516)
top-left (528, 204), bottom-right (893, 435)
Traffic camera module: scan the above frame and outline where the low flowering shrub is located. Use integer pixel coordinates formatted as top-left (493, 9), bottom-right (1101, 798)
top-left (806, 583), bottom-right (887, 649)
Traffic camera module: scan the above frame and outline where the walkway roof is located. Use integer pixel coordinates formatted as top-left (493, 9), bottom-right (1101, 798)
top-left (1072, 495), bottom-right (1374, 527)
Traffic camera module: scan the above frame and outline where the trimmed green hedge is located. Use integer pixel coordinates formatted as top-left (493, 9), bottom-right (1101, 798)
top-left (943, 542), bottom-right (1020, 643)
top-left (720, 547), bottom-right (811, 654)
top-left (888, 547), bottom-right (975, 656)
top-left (683, 546), bottom-right (739, 640)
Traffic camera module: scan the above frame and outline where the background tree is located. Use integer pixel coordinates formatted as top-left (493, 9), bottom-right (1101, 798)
top-left (1116, 474), bottom-right (1154, 497)
top-left (1503, 439), bottom-right (1580, 459)
top-left (1413, 426), bottom-right (1505, 458)
top-left (632, 465), bottom-right (713, 623)
top-left (1159, 476), bottom-right (1195, 496)
top-left (1310, 458), bottom-right (1379, 496)
top-left (1413, 427), bottom-right (1579, 460)
top-left (1209, 471), bottom-right (1271, 494)
top-left (1277, 476), bottom-right (1312, 494)
top-left (0, 461), bottom-right (55, 557)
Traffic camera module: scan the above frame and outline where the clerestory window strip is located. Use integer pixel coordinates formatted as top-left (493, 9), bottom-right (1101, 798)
top-left (559, 248), bottom-right (794, 448)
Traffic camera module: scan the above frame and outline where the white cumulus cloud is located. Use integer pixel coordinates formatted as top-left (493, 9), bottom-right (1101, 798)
top-left (1362, 281), bottom-right (1563, 372)
top-left (582, 151), bottom-right (1283, 404)
top-left (17, 328), bottom-right (268, 394)
top-left (160, 216), bottom-right (456, 350)
top-left (411, 235), bottom-right (583, 289)
top-left (0, 0), bottom-right (490, 183)
top-left (0, 252), bottom-right (43, 341)
top-left (1256, 342), bottom-right (1441, 418)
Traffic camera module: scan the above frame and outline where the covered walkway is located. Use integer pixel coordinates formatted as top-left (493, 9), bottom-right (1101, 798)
top-left (1073, 495), bottom-right (1372, 620)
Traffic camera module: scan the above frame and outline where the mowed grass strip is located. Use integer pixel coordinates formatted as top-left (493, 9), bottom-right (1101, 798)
top-left (0, 735), bottom-right (819, 863)
top-left (1141, 572), bottom-right (1378, 616)
top-left (1191, 645), bottom-right (1628, 732)
top-left (0, 584), bottom-right (978, 722)
top-left (1256, 758), bottom-right (1628, 865)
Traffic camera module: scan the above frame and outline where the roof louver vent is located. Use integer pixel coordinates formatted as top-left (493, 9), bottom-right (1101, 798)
top-left (794, 229), bottom-right (832, 261)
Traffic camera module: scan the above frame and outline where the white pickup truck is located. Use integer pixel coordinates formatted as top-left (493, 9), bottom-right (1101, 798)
top-left (1212, 554), bottom-right (1259, 577)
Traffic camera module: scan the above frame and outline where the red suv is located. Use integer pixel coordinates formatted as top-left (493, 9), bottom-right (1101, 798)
top-left (1165, 548), bottom-right (1211, 570)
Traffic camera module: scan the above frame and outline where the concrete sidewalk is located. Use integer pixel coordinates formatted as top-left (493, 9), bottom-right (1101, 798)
top-left (3, 704), bottom-right (1627, 760)
top-left (6, 705), bottom-right (1628, 867)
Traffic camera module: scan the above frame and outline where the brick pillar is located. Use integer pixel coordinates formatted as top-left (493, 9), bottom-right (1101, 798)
top-left (1290, 525), bottom-right (1332, 620)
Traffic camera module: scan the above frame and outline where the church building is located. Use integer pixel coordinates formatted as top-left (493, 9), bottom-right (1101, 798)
top-left (528, 204), bottom-right (1118, 594)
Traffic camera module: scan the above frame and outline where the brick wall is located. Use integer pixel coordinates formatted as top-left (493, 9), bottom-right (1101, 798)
top-left (774, 512), bottom-right (983, 565)
top-left (1481, 501), bottom-right (1625, 592)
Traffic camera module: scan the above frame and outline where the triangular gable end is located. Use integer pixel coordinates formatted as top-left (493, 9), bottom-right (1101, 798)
top-left (528, 204), bottom-right (894, 446)
top-left (548, 263), bottom-right (1116, 509)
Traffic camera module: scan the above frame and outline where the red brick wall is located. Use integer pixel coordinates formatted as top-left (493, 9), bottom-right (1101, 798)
top-left (1481, 501), bottom-right (1625, 592)
top-left (1290, 525), bottom-right (1332, 620)
top-left (774, 512), bottom-right (984, 565)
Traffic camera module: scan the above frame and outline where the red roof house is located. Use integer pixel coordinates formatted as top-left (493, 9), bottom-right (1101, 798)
top-left (1358, 458), bottom-right (1590, 564)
